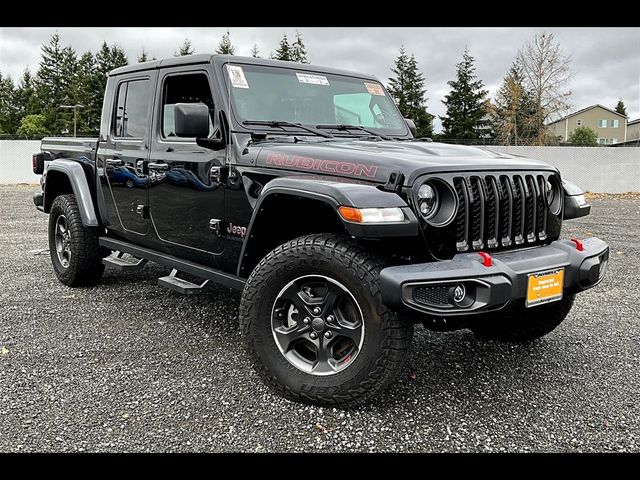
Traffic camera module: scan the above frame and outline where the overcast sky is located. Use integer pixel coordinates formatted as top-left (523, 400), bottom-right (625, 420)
top-left (1, 27), bottom-right (639, 132)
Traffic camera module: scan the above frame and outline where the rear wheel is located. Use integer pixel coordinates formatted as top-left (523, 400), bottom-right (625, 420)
top-left (471, 294), bottom-right (575, 343)
top-left (239, 234), bottom-right (413, 408)
top-left (48, 194), bottom-right (105, 287)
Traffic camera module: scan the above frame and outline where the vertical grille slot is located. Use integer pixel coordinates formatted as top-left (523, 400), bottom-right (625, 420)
top-left (536, 175), bottom-right (547, 240)
top-left (484, 176), bottom-right (499, 249)
top-left (454, 178), bottom-right (469, 252)
top-left (498, 176), bottom-right (512, 247)
top-left (525, 175), bottom-right (537, 243)
top-left (511, 176), bottom-right (525, 244)
top-left (469, 177), bottom-right (484, 250)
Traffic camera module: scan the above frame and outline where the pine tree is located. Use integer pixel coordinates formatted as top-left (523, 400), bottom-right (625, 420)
top-left (35, 33), bottom-right (66, 134)
top-left (440, 48), bottom-right (489, 140)
top-left (251, 44), bottom-right (260, 58)
top-left (387, 47), bottom-right (433, 138)
top-left (492, 63), bottom-right (538, 145)
top-left (0, 72), bottom-right (19, 134)
top-left (138, 48), bottom-right (155, 63)
top-left (71, 52), bottom-right (97, 135)
top-left (15, 69), bottom-right (39, 120)
top-left (57, 45), bottom-right (79, 134)
top-left (176, 38), bottom-right (194, 56)
top-left (290, 31), bottom-right (308, 63)
top-left (216, 32), bottom-right (235, 55)
top-left (615, 100), bottom-right (627, 117)
top-left (272, 34), bottom-right (292, 61)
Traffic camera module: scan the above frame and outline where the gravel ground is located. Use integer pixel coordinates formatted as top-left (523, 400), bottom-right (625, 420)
top-left (1, 184), bottom-right (638, 452)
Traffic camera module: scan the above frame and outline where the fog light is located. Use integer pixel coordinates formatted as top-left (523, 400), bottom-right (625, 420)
top-left (449, 284), bottom-right (466, 304)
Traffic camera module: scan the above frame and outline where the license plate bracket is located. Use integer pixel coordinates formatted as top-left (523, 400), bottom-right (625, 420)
top-left (526, 268), bottom-right (565, 308)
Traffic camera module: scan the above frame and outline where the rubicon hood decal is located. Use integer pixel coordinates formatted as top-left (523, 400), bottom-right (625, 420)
top-left (265, 152), bottom-right (379, 179)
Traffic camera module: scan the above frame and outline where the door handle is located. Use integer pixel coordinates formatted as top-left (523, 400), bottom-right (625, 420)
top-left (106, 158), bottom-right (123, 166)
top-left (148, 162), bottom-right (169, 171)
top-left (210, 166), bottom-right (222, 182)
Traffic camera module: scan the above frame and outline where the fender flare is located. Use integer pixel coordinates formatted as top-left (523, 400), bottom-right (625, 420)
top-left (44, 159), bottom-right (99, 227)
top-left (236, 176), bottom-right (419, 276)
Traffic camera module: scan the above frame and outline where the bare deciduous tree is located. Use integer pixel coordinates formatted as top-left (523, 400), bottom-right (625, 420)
top-left (516, 32), bottom-right (574, 145)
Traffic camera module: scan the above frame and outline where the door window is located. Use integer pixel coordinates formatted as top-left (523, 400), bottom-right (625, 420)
top-left (113, 78), bottom-right (151, 138)
top-left (161, 73), bottom-right (215, 138)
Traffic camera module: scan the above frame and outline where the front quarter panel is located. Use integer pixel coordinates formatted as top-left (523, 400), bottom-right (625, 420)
top-left (255, 176), bottom-right (420, 237)
top-left (236, 175), bottom-right (420, 277)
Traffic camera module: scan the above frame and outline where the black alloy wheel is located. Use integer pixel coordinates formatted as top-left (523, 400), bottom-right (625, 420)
top-left (271, 274), bottom-right (365, 376)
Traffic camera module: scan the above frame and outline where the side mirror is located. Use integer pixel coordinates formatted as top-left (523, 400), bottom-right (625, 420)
top-left (562, 180), bottom-right (591, 219)
top-left (196, 138), bottom-right (226, 151)
top-left (174, 103), bottom-right (210, 138)
top-left (404, 118), bottom-right (417, 137)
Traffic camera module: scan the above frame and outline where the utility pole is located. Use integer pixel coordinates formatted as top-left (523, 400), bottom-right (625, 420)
top-left (60, 104), bottom-right (84, 137)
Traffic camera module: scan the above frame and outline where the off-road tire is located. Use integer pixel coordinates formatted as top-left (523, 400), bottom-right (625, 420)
top-left (239, 234), bottom-right (413, 408)
top-left (471, 294), bottom-right (575, 343)
top-left (48, 194), bottom-right (105, 287)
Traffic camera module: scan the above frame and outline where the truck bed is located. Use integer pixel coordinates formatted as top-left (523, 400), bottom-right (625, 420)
top-left (42, 137), bottom-right (99, 162)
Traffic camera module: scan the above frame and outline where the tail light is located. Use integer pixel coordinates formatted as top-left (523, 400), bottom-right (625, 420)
top-left (32, 153), bottom-right (45, 175)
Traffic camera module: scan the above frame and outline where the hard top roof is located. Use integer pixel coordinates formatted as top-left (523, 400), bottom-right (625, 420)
top-left (108, 54), bottom-right (378, 80)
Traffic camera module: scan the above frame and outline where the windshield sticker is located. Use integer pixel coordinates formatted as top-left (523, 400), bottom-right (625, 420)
top-left (296, 73), bottom-right (330, 86)
top-left (228, 65), bottom-right (249, 88)
top-left (364, 82), bottom-right (385, 96)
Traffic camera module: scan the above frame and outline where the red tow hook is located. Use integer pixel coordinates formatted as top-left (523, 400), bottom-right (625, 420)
top-left (570, 238), bottom-right (585, 252)
top-left (478, 251), bottom-right (492, 267)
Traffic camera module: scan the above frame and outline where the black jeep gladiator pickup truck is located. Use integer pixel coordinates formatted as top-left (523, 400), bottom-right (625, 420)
top-left (32, 54), bottom-right (609, 407)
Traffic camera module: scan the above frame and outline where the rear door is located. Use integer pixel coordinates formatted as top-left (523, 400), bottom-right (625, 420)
top-left (147, 67), bottom-right (226, 267)
top-left (102, 75), bottom-right (154, 236)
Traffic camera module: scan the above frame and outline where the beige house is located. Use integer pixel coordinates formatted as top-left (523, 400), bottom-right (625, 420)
top-left (627, 118), bottom-right (640, 141)
top-left (547, 104), bottom-right (627, 145)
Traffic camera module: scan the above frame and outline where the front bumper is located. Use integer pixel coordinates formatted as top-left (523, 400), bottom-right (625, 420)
top-left (380, 238), bottom-right (609, 317)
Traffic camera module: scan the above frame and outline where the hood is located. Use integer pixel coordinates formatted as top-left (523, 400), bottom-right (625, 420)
top-left (249, 139), bottom-right (556, 186)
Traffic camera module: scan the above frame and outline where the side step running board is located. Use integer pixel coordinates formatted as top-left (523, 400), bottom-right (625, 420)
top-left (103, 251), bottom-right (148, 272)
top-left (158, 269), bottom-right (210, 295)
top-left (99, 237), bottom-right (246, 291)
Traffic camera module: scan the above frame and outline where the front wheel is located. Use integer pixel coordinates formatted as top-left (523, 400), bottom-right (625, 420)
top-left (239, 234), bottom-right (413, 408)
top-left (48, 194), bottom-right (105, 287)
top-left (470, 294), bottom-right (575, 343)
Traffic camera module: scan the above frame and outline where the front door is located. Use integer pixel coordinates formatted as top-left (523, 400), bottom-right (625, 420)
top-left (147, 68), bottom-right (226, 267)
top-left (103, 76), bottom-right (153, 236)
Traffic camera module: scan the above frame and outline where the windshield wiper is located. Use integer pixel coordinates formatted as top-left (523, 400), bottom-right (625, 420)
top-left (243, 120), bottom-right (333, 138)
top-left (315, 124), bottom-right (393, 141)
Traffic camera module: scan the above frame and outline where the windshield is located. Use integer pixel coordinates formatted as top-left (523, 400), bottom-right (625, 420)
top-left (225, 63), bottom-right (408, 136)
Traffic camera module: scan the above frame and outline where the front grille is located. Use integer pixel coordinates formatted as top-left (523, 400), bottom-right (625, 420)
top-left (413, 285), bottom-right (449, 306)
top-left (452, 173), bottom-right (556, 253)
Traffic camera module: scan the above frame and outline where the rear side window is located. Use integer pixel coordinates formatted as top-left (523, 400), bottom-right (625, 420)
top-left (113, 78), bottom-right (151, 138)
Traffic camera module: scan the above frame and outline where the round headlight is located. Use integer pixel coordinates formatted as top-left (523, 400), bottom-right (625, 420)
top-left (418, 183), bottom-right (438, 217)
top-left (546, 180), bottom-right (554, 204)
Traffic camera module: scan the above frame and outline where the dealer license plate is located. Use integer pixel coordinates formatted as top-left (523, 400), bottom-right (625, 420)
top-left (526, 268), bottom-right (565, 308)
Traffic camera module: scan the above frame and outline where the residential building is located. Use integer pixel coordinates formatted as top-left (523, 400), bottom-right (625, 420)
top-left (627, 118), bottom-right (640, 142)
top-left (547, 104), bottom-right (627, 145)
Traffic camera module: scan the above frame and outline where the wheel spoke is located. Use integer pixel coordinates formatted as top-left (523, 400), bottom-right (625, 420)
top-left (278, 282), bottom-right (315, 316)
top-left (273, 324), bottom-right (311, 352)
top-left (312, 337), bottom-right (338, 374)
top-left (57, 221), bottom-right (67, 236)
top-left (332, 321), bottom-right (362, 343)
top-left (321, 289), bottom-right (340, 316)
